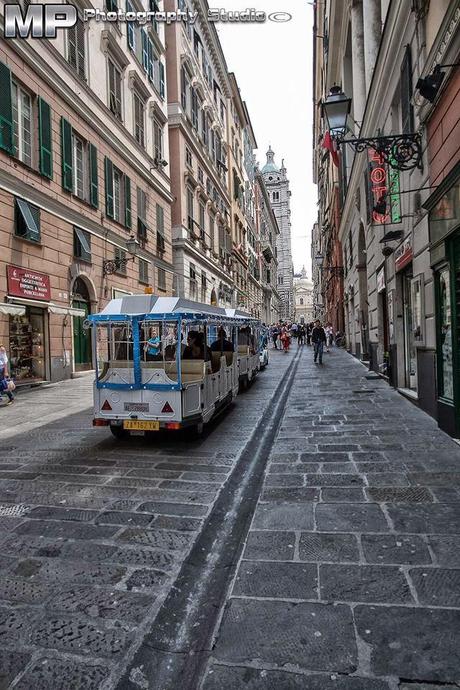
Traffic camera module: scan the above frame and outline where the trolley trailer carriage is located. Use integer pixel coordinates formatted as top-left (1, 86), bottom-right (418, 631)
top-left (87, 295), bottom-right (265, 438)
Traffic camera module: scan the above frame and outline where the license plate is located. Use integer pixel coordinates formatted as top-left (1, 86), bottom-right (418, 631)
top-left (124, 402), bottom-right (149, 412)
top-left (123, 420), bottom-right (160, 431)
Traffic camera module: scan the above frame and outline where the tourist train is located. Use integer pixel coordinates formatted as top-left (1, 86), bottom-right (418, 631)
top-left (87, 295), bottom-right (267, 438)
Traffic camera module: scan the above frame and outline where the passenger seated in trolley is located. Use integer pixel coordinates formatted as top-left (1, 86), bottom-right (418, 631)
top-left (211, 327), bottom-right (234, 353)
top-left (238, 326), bottom-right (256, 354)
top-left (182, 331), bottom-right (211, 361)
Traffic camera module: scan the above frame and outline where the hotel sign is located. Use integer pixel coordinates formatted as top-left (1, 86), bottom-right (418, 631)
top-left (7, 266), bottom-right (51, 301)
top-left (368, 149), bottom-right (402, 224)
top-left (394, 236), bottom-right (413, 272)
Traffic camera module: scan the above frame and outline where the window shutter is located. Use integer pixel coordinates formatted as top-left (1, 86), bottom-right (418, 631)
top-left (142, 30), bottom-right (149, 73)
top-left (159, 62), bottom-right (165, 98)
top-left (0, 61), bottom-right (14, 154)
top-left (38, 98), bottom-right (53, 179)
top-left (147, 39), bottom-right (154, 83)
top-left (124, 175), bottom-right (132, 228)
top-left (104, 156), bottom-right (114, 218)
top-left (400, 45), bottom-right (414, 134)
top-left (89, 143), bottom-right (99, 208)
top-left (60, 117), bottom-right (73, 191)
top-left (127, 0), bottom-right (135, 50)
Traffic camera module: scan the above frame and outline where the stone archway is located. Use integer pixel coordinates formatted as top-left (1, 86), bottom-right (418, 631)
top-left (71, 276), bottom-right (95, 370)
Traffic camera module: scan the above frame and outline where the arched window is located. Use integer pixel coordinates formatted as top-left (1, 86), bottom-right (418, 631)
top-left (300, 298), bottom-right (304, 305)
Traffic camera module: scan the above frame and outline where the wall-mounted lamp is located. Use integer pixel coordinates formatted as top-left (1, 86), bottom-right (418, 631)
top-left (416, 63), bottom-right (459, 103)
top-left (103, 234), bottom-right (139, 275)
top-left (321, 85), bottom-right (423, 171)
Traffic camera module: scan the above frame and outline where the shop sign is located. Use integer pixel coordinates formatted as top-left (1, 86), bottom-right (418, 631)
top-left (7, 266), bottom-right (51, 301)
top-left (368, 149), bottom-right (402, 224)
top-left (394, 236), bottom-right (413, 272)
top-left (377, 266), bottom-right (386, 293)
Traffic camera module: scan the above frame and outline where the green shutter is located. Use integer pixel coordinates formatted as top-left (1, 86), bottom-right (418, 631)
top-left (105, 156), bottom-right (114, 218)
top-left (89, 143), bottom-right (98, 208)
top-left (124, 175), bottom-right (131, 228)
top-left (0, 61), bottom-right (14, 154)
top-left (60, 117), bottom-right (73, 191)
top-left (38, 98), bottom-right (53, 179)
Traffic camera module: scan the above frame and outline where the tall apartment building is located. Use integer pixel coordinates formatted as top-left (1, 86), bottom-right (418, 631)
top-left (255, 169), bottom-right (281, 324)
top-left (0, 0), bottom-right (173, 385)
top-left (261, 147), bottom-right (294, 320)
top-left (164, 0), bottom-right (234, 307)
top-left (313, 0), bottom-right (460, 436)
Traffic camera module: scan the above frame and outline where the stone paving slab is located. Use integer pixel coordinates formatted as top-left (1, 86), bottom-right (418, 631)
top-left (205, 347), bottom-right (460, 689)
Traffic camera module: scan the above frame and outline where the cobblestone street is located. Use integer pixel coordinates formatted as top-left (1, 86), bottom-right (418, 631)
top-left (1, 346), bottom-right (460, 689)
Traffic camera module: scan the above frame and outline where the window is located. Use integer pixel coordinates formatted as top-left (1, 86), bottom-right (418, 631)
top-left (133, 93), bottom-right (145, 147)
top-left (180, 66), bottom-right (189, 112)
top-left (185, 147), bottom-right (193, 167)
top-left (199, 201), bottom-right (205, 241)
top-left (187, 187), bottom-right (194, 233)
top-left (400, 45), bottom-right (414, 134)
top-left (12, 82), bottom-right (32, 167)
top-left (105, 156), bottom-right (131, 228)
top-left (191, 87), bottom-right (198, 130)
top-left (137, 187), bottom-right (148, 247)
top-left (273, 191), bottom-right (279, 202)
top-left (108, 59), bottom-right (122, 119)
top-left (67, 17), bottom-right (85, 79)
top-left (201, 272), bottom-right (207, 302)
top-left (278, 275), bottom-right (284, 285)
top-left (209, 214), bottom-right (215, 251)
top-left (72, 133), bottom-right (87, 200)
top-left (348, 230), bottom-right (353, 267)
top-left (106, 0), bottom-right (118, 10)
top-left (300, 298), bottom-right (304, 305)
top-left (73, 227), bottom-right (91, 262)
top-left (139, 258), bottom-right (149, 284)
top-left (126, 0), bottom-right (136, 51)
top-left (156, 204), bottom-right (165, 256)
top-left (198, 167), bottom-right (204, 183)
top-left (189, 263), bottom-right (197, 299)
top-left (157, 267), bottom-right (166, 291)
top-left (153, 118), bottom-right (163, 161)
top-left (15, 197), bottom-right (40, 242)
top-left (114, 246), bottom-right (127, 275)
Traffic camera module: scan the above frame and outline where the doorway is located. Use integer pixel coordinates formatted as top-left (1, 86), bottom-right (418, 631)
top-left (72, 277), bottom-right (92, 370)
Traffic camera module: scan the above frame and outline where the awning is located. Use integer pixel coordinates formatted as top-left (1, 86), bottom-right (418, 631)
top-left (0, 303), bottom-right (26, 316)
top-left (48, 305), bottom-right (86, 317)
top-left (6, 297), bottom-right (86, 318)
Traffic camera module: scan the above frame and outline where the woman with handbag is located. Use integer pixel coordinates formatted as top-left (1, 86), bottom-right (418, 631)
top-left (0, 345), bottom-right (15, 405)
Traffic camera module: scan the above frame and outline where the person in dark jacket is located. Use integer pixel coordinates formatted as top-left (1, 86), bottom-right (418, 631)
top-left (311, 320), bottom-right (327, 364)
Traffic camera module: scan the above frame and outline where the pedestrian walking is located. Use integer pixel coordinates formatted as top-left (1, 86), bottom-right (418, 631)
top-left (0, 345), bottom-right (15, 405)
top-left (306, 322), bottom-right (314, 346)
top-left (297, 324), bottom-right (305, 346)
top-left (280, 327), bottom-right (290, 353)
top-left (312, 320), bottom-right (327, 365)
top-left (271, 325), bottom-right (279, 349)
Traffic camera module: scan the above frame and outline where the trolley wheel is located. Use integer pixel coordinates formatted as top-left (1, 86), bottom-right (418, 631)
top-left (110, 424), bottom-right (127, 440)
top-left (189, 422), bottom-right (204, 438)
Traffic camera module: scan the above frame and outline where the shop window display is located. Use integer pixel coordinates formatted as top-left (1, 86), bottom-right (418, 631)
top-left (9, 308), bottom-right (46, 382)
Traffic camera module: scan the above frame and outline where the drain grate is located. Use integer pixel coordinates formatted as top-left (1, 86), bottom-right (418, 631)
top-left (0, 504), bottom-right (30, 517)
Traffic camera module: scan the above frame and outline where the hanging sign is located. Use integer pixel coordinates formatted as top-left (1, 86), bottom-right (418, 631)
top-left (368, 149), bottom-right (402, 224)
top-left (394, 236), bottom-right (413, 272)
top-left (7, 266), bottom-right (51, 301)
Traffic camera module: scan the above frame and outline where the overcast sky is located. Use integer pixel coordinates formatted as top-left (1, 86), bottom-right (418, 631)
top-left (216, 0), bottom-right (316, 277)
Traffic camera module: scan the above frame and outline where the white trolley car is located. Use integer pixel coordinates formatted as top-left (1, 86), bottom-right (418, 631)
top-left (87, 295), bottom-right (265, 438)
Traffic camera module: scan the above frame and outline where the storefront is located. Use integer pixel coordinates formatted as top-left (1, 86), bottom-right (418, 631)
top-left (425, 164), bottom-right (460, 437)
top-left (6, 266), bottom-right (51, 384)
top-left (4, 265), bottom-right (86, 385)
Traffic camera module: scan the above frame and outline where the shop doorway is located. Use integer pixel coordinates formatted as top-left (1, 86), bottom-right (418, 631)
top-left (435, 229), bottom-right (460, 436)
top-left (402, 267), bottom-right (417, 391)
top-left (72, 278), bottom-right (92, 370)
top-left (9, 307), bottom-right (47, 383)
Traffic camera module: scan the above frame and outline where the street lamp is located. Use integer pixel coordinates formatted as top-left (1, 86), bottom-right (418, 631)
top-left (321, 86), bottom-right (423, 171)
top-left (314, 252), bottom-right (344, 276)
top-left (103, 234), bottom-right (140, 275)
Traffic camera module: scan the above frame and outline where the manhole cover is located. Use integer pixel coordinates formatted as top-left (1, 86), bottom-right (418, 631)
top-left (0, 504), bottom-right (30, 517)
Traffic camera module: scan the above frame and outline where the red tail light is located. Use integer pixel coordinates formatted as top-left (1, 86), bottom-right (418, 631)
top-left (93, 419), bottom-right (109, 426)
top-left (161, 402), bottom-right (174, 413)
top-left (101, 400), bottom-right (112, 411)
top-left (165, 422), bottom-right (181, 430)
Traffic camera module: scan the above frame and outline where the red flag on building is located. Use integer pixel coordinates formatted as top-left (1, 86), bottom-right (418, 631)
top-left (322, 131), bottom-right (339, 168)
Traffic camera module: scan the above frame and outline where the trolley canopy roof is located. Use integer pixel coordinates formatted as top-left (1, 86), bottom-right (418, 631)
top-left (88, 295), bottom-right (259, 324)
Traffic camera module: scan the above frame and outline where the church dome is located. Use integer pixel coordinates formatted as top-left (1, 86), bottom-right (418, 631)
top-left (261, 145), bottom-right (279, 174)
